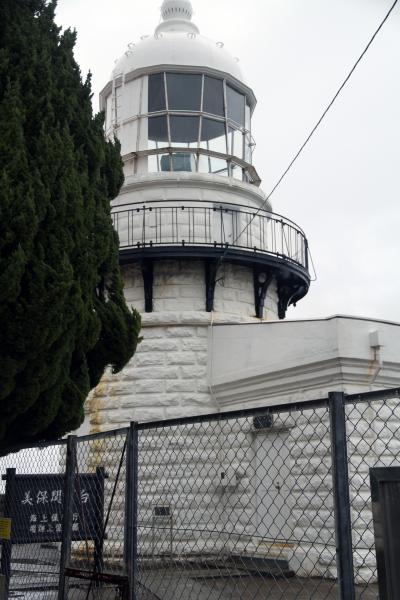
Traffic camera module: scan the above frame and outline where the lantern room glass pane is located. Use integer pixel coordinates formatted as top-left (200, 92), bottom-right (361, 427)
top-left (203, 76), bottom-right (225, 116)
top-left (166, 73), bottom-right (202, 111)
top-left (200, 118), bottom-right (227, 154)
top-left (199, 155), bottom-right (228, 176)
top-left (170, 116), bottom-right (199, 147)
top-left (227, 85), bottom-right (245, 127)
top-left (148, 73), bottom-right (166, 112)
top-left (245, 103), bottom-right (251, 131)
top-left (159, 155), bottom-right (172, 171)
top-left (210, 157), bottom-right (229, 176)
top-left (170, 152), bottom-right (197, 172)
top-left (231, 162), bottom-right (243, 180)
top-left (228, 126), bottom-right (244, 159)
top-left (148, 116), bottom-right (169, 149)
top-left (148, 154), bottom-right (159, 172)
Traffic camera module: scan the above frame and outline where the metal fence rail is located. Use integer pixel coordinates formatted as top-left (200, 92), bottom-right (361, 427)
top-left (0, 387), bottom-right (399, 598)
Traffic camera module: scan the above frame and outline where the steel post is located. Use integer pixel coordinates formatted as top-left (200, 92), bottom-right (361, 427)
top-left (58, 435), bottom-right (77, 600)
top-left (329, 391), bottom-right (356, 600)
top-left (125, 422), bottom-right (138, 600)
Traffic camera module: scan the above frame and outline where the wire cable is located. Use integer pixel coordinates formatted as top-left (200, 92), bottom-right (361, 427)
top-left (220, 0), bottom-right (399, 267)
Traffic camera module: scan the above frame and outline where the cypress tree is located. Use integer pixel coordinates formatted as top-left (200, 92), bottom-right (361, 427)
top-left (0, 0), bottom-right (141, 450)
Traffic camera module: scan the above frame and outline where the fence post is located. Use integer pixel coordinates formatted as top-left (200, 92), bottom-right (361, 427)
top-left (0, 468), bottom-right (16, 600)
top-left (329, 391), bottom-right (356, 600)
top-left (125, 422), bottom-right (138, 600)
top-left (58, 435), bottom-right (77, 600)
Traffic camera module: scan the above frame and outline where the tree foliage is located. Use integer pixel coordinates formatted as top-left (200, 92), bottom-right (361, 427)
top-left (0, 0), bottom-right (141, 450)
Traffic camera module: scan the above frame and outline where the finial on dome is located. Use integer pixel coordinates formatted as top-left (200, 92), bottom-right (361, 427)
top-left (161, 0), bottom-right (193, 21)
top-left (156, 0), bottom-right (199, 35)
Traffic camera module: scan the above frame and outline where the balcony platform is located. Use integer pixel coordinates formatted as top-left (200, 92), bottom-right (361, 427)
top-left (112, 200), bottom-right (310, 319)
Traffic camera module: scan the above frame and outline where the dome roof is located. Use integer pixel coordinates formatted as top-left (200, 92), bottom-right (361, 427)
top-left (111, 0), bottom-right (245, 85)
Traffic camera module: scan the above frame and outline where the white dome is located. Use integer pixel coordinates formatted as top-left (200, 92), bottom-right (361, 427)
top-left (111, 0), bottom-right (245, 85)
top-left (113, 33), bottom-right (244, 83)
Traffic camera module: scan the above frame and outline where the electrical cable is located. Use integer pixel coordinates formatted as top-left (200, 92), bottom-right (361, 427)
top-left (219, 0), bottom-right (399, 269)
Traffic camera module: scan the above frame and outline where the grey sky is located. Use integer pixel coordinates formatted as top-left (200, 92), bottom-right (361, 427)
top-left (56, 0), bottom-right (400, 323)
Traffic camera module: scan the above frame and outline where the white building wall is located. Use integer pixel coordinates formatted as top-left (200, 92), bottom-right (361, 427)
top-left (86, 314), bottom-right (400, 581)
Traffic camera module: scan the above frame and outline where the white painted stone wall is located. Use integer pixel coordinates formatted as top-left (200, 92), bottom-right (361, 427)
top-left (283, 396), bottom-right (400, 584)
top-left (85, 256), bottom-right (279, 562)
top-left (86, 309), bottom-right (400, 585)
top-left (87, 259), bottom-right (278, 432)
top-left (122, 261), bottom-right (278, 322)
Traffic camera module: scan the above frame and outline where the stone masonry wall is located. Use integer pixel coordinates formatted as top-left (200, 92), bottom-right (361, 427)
top-left (285, 397), bottom-right (400, 584)
top-left (88, 259), bottom-right (278, 430)
top-left (121, 260), bottom-right (278, 321)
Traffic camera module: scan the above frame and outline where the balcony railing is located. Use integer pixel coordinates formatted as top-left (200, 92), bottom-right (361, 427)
top-left (111, 200), bottom-right (309, 273)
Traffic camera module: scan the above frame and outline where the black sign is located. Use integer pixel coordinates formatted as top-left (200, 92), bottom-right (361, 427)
top-left (3, 468), bottom-right (105, 544)
top-left (370, 467), bottom-right (400, 600)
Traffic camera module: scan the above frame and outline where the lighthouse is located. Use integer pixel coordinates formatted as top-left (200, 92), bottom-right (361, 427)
top-left (87, 0), bottom-right (310, 430)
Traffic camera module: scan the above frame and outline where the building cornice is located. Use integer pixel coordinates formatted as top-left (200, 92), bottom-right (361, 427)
top-left (211, 356), bottom-right (400, 410)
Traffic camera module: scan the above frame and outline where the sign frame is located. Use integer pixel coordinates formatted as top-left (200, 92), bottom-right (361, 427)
top-left (0, 467), bottom-right (105, 598)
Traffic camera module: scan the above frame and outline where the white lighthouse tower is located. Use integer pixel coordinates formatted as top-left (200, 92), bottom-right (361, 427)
top-left (87, 0), bottom-right (310, 430)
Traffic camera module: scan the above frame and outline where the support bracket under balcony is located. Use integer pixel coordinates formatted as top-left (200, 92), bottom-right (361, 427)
top-left (277, 278), bottom-right (308, 320)
top-left (205, 258), bottom-right (219, 312)
top-left (253, 267), bottom-right (274, 319)
top-left (140, 259), bottom-right (154, 313)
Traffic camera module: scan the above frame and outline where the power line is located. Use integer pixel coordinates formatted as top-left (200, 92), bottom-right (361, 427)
top-left (221, 0), bottom-right (399, 266)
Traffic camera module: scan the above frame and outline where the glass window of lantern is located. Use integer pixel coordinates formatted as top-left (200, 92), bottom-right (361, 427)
top-left (203, 76), bottom-right (225, 117)
top-left (170, 152), bottom-right (197, 172)
top-left (199, 155), bottom-right (228, 177)
top-left (124, 78), bottom-right (142, 119)
top-left (159, 154), bottom-right (172, 171)
top-left (148, 115), bottom-right (169, 149)
top-left (200, 118), bottom-right (227, 154)
top-left (211, 157), bottom-right (229, 176)
top-left (231, 162), bottom-right (243, 180)
top-left (148, 73), bottom-right (166, 112)
top-left (148, 154), bottom-right (159, 172)
top-left (226, 85), bottom-right (245, 127)
top-left (170, 116), bottom-right (199, 148)
top-left (166, 73), bottom-right (202, 111)
top-left (245, 102), bottom-right (251, 131)
top-left (228, 126), bottom-right (244, 159)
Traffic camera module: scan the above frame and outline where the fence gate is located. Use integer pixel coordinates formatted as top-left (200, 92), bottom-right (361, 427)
top-left (61, 429), bottom-right (134, 599)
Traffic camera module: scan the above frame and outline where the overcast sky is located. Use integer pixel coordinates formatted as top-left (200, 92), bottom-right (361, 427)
top-left (55, 0), bottom-right (400, 323)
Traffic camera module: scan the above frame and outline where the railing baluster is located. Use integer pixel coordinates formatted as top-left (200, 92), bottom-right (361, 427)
top-left (261, 215), bottom-right (265, 251)
top-left (271, 218), bottom-right (275, 255)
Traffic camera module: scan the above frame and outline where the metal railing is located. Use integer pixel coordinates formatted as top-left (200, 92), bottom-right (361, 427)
top-left (111, 200), bottom-right (309, 271)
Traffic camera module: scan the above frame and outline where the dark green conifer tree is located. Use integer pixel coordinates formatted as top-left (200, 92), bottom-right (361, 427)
top-left (0, 0), bottom-right (141, 450)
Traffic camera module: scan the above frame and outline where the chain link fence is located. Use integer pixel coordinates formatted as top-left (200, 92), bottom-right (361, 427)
top-left (0, 387), bottom-right (399, 598)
